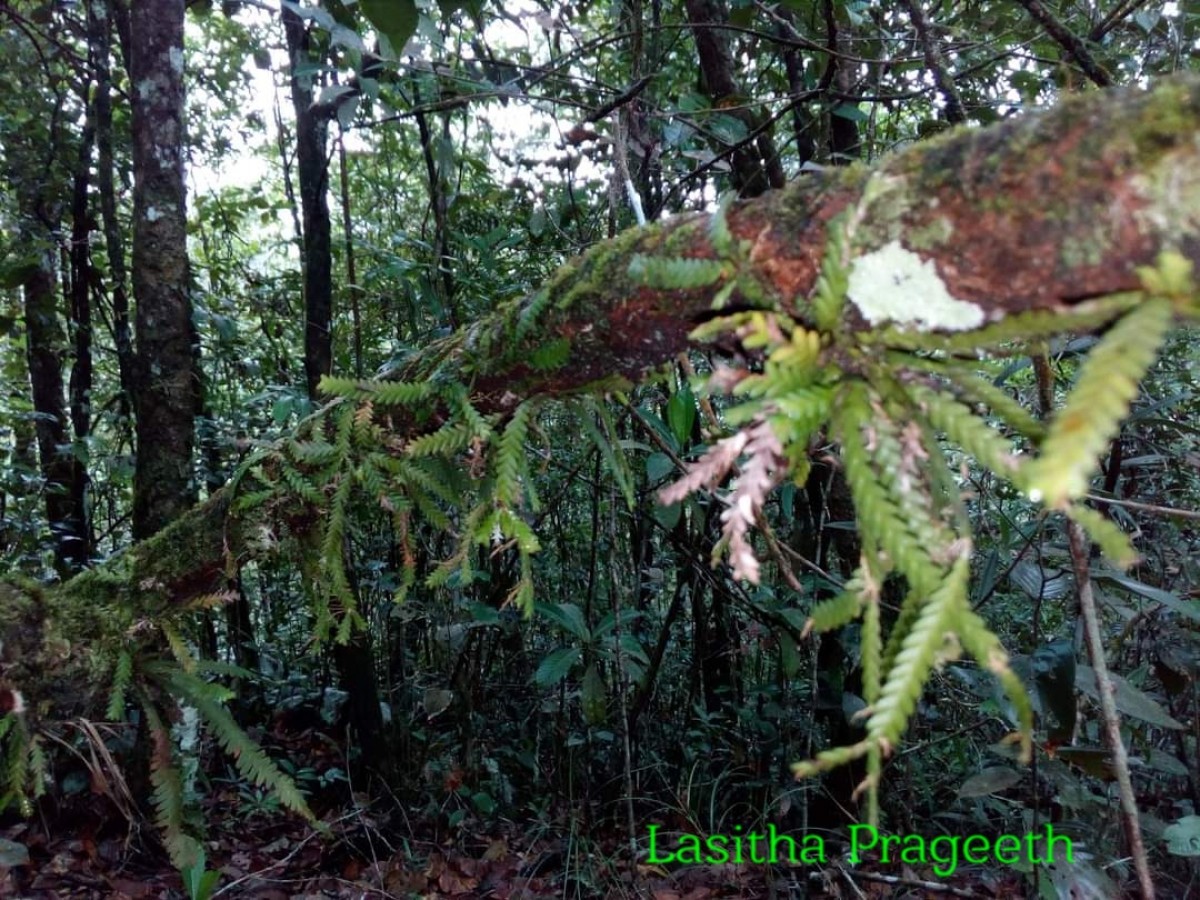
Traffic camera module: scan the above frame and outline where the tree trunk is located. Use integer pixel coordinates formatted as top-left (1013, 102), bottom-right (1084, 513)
top-left (282, 4), bottom-right (334, 399)
top-left (683, 0), bottom-right (785, 196)
top-left (23, 240), bottom-right (87, 574)
top-left (93, 0), bottom-right (137, 423)
top-left (129, 0), bottom-right (197, 539)
top-left (283, 3), bottom-right (386, 776)
top-left (67, 110), bottom-right (96, 567)
top-left (4, 34), bottom-right (90, 573)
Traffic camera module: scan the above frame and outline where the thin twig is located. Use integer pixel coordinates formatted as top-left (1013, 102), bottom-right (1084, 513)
top-left (1086, 493), bottom-right (1200, 521)
top-left (842, 864), bottom-right (989, 897)
top-left (1066, 520), bottom-right (1155, 899)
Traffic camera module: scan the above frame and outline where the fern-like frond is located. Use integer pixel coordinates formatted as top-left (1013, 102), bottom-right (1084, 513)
top-left (716, 420), bottom-right (785, 582)
top-left (495, 401), bottom-right (537, 507)
top-left (320, 376), bottom-right (435, 407)
top-left (627, 254), bottom-right (727, 290)
top-left (792, 738), bottom-right (873, 778)
top-left (388, 457), bottom-right (462, 507)
top-left (834, 383), bottom-right (947, 596)
top-left (805, 586), bottom-right (863, 634)
top-left (1025, 298), bottom-right (1173, 507)
top-left (734, 325), bottom-right (826, 401)
top-left (940, 368), bottom-right (1045, 440)
top-left (407, 483), bottom-right (453, 531)
top-left (405, 421), bottom-right (475, 458)
top-left (161, 623), bottom-right (197, 673)
top-left (1, 715), bottom-right (33, 816)
top-left (955, 606), bottom-right (1033, 763)
top-left (708, 192), bottom-right (737, 256)
top-left (449, 385), bottom-right (496, 440)
top-left (106, 650), bottom-right (134, 720)
top-left (514, 287), bottom-right (553, 345)
top-left (868, 554), bottom-right (970, 747)
top-left (26, 738), bottom-right (45, 801)
top-left (809, 217), bottom-right (849, 331)
top-left (162, 669), bottom-right (312, 821)
top-left (1064, 503), bottom-right (1139, 569)
top-left (765, 387), bottom-right (833, 443)
top-left (877, 293), bottom-right (1140, 355)
top-left (279, 463), bottom-right (326, 505)
top-left (687, 310), bottom-right (758, 344)
top-left (858, 557), bottom-right (885, 707)
top-left (908, 383), bottom-right (1021, 477)
top-left (140, 696), bottom-right (203, 870)
top-left (231, 487), bottom-right (277, 514)
top-left (529, 336), bottom-right (571, 370)
top-left (579, 400), bottom-right (636, 509)
top-left (288, 439), bottom-right (338, 466)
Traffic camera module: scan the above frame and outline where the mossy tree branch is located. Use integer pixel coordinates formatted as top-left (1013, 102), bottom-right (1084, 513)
top-left (3, 75), bottom-right (1200, 714)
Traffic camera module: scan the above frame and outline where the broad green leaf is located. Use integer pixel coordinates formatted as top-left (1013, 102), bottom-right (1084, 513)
top-left (534, 647), bottom-right (580, 687)
top-left (360, 0), bottom-right (418, 55)
top-left (581, 663), bottom-right (606, 725)
top-left (1009, 560), bottom-right (1071, 600)
top-left (1032, 640), bottom-right (1076, 742)
top-left (536, 602), bottom-right (589, 641)
top-left (646, 452), bottom-right (675, 482)
top-left (1075, 665), bottom-right (1183, 730)
top-left (1164, 815), bottom-right (1200, 857)
top-left (832, 103), bottom-right (868, 122)
top-left (1094, 570), bottom-right (1200, 622)
top-left (957, 767), bottom-right (1022, 798)
top-left (0, 838), bottom-right (29, 868)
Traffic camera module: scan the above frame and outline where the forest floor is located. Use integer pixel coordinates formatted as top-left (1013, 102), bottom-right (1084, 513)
top-left (0, 805), bottom-right (1034, 899)
top-left (0, 725), bottom-right (1031, 898)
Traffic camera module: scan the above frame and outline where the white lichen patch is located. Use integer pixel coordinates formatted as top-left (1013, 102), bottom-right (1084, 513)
top-left (847, 240), bottom-right (984, 332)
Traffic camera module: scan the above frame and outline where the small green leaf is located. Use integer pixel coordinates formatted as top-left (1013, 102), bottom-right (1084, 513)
top-left (271, 397), bottom-right (294, 425)
top-left (832, 103), bottom-right (867, 122)
top-left (666, 383), bottom-right (697, 448)
top-left (472, 791), bottom-right (496, 815)
top-left (646, 452), bottom-right (675, 483)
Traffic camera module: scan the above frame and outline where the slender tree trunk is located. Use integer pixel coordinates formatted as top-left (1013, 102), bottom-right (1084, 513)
top-left (23, 238), bottom-right (86, 574)
top-left (67, 111), bottom-right (96, 566)
top-left (128, 0), bottom-right (197, 539)
top-left (283, 3), bottom-right (385, 775)
top-left (282, 3), bottom-right (333, 398)
top-left (683, 0), bottom-right (785, 196)
top-left (3, 19), bottom-right (91, 573)
top-left (336, 132), bottom-right (364, 378)
top-left (92, 0), bottom-right (136, 423)
top-left (823, 0), bottom-right (861, 163)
